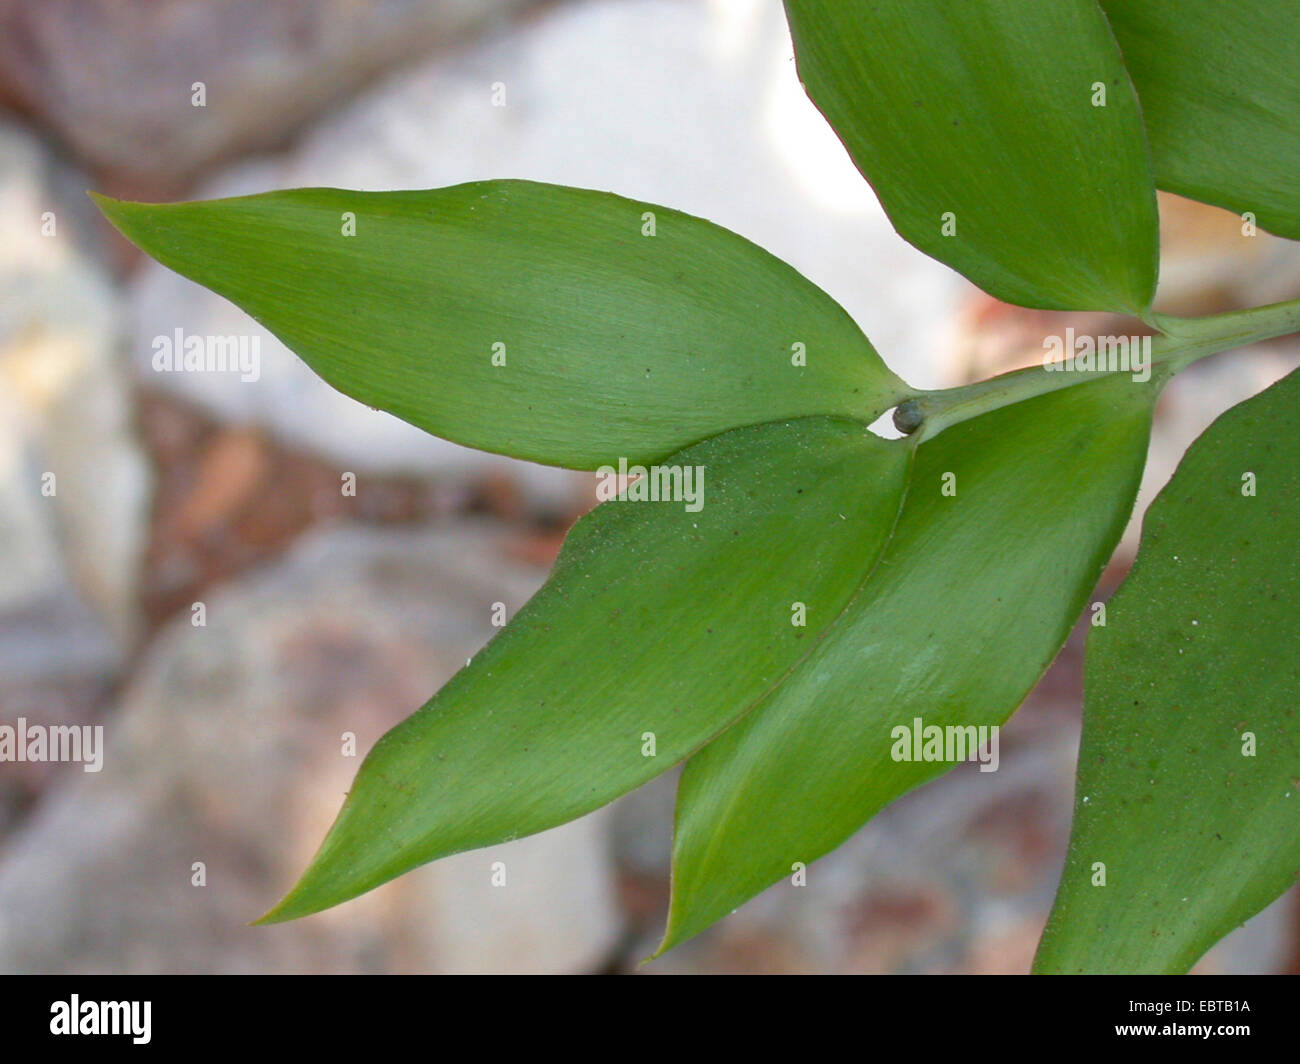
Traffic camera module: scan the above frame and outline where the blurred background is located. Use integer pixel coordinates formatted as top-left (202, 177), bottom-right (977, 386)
top-left (0, 0), bottom-right (1296, 974)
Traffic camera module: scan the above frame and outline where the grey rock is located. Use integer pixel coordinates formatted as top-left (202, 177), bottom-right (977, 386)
top-left (0, 525), bottom-right (622, 973)
top-left (0, 0), bottom-right (548, 191)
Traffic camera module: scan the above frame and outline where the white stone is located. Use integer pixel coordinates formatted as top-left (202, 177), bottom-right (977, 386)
top-left (0, 120), bottom-right (149, 661)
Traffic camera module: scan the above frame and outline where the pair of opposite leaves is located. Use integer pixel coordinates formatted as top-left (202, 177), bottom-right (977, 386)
top-left (94, 0), bottom-right (1299, 967)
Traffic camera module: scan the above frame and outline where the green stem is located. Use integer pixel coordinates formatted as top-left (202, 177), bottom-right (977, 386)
top-left (896, 297), bottom-right (1300, 442)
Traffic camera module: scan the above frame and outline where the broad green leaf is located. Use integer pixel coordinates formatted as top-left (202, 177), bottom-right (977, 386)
top-left (661, 375), bottom-right (1157, 953)
top-left (260, 417), bottom-right (910, 921)
top-left (93, 182), bottom-right (904, 470)
top-left (1035, 368), bottom-right (1300, 974)
top-left (783, 0), bottom-right (1159, 313)
top-left (1100, 0), bottom-right (1300, 240)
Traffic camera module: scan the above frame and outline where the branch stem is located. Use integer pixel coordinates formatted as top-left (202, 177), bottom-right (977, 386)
top-left (896, 297), bottom-right (1300, 442)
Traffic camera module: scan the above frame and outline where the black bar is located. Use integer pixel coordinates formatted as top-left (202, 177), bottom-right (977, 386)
top-left (0, 974), bottom-right (1287, 1051)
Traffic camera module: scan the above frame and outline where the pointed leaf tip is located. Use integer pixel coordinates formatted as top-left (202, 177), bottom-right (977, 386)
top-left (87, 181), bottom-right (906, 469)
top-left (265, 418), bottom-right (912, 921)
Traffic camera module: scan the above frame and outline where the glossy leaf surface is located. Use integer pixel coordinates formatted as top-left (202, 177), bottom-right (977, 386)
top-left (783, 0), bottom-right (1159, 312)
top-left (663, 375), bottom-right (1157, 951)
top-left (1036, 368), bottom-right (1300, 973)
top-left (95, 182), bottom-right (904, 470)
top-left (1101, 0), bottom-right (1300, 240)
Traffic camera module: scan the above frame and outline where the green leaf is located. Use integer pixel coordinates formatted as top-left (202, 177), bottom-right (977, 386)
top-left (260, 417), bottom-right (910, 922)
top-left (92, 182), bottom-right (905, 470)
top-left (782, 0), bottom-right (1159, 313)
top-left (1100, 0), bottom-right (1300, 240)
top-left (1035, 368), bottom-right (1300, 974)
top-left (661, 375), bottom-right (1157, 953)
